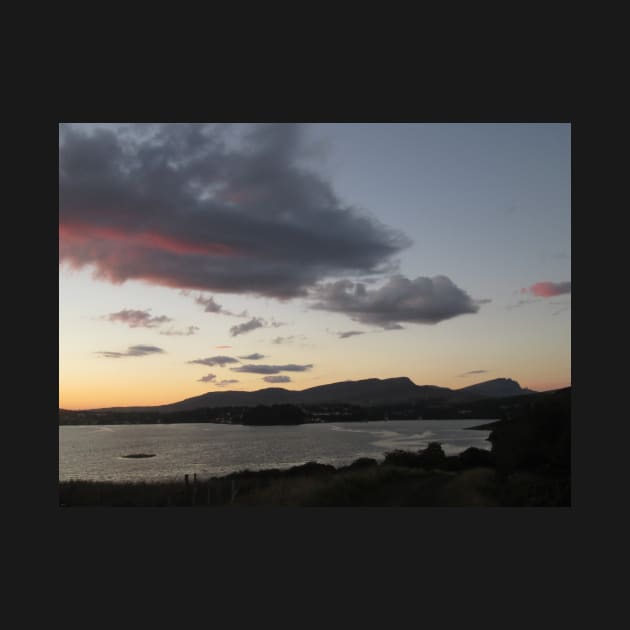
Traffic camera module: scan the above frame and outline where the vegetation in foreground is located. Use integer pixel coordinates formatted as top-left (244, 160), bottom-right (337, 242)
top-left (59, 388), bottom-right (570, 507)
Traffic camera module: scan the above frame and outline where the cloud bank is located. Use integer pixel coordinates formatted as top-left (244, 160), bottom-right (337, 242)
top-left (198, 373), bottom-right (216, 383)
top-left (59, 123), bottom-right (409, 298)
top-left (312, 275), bottom-right (480, 327)
top-left (239, 353), bottom-right (265, 360)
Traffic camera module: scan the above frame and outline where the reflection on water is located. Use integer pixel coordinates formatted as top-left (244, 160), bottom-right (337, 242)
top-left (59, 419), bottom-right (493, 482)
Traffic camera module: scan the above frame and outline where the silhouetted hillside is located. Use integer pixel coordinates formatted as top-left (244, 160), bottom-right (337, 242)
top-left (456, 377), bottom-right (535, 399)
top-left (82, 376), bottom-right (535, 414)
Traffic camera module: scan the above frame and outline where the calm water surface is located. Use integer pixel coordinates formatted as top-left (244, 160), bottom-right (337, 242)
top-left (59, 420), bottom-right (493, 482)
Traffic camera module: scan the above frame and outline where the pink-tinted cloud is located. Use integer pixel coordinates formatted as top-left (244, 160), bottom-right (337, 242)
top-left (60, 223), bottom-right (237, 257)
top-left (522, 281), bottom-right (571, 298)
top-left (59, 124), bottom-right (409, 298)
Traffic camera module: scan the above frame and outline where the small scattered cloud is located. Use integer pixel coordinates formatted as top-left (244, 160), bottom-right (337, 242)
top-left (216, 379), bottom-right (239, 387)
top-left (160, 325), bottom-right (199, 336)
top-left (195, 295), bottom-right (224, 313)
top-left (239, 353), bottom-right (266, 360)
top-left (458, 370), bottom-right (489, 378)
top-left (311, 275), bottom-right (481, 328)
top-left (96, 345), bottom-right (165, 358)
top-left (215, 345), bottom-right (232, 349)
top-left (272, 336), bottom-right (295, 344)
top-left (506, 298), bottom-right (541, 310)
top-left (188, 356), bottom-right (239, 367)
top-left (230, 363), bottom-right (313, 374)
top-left (193, 294), bottom-right (249, 318)
top-left (337, 330), bottom-right (365, 339)
top-left (103, 309), bottom-right (172, 328)
top-left (230, 317), bottom-right (264, 337)
top-left (263, 375), bottom-right (291, 383)
top-left (270, 334), bottom-right (309, 345)
top-left (198, 373), bottom-right (216, 383)
top-left (521, 281), bottom-right (571, 298)
top-left (552, 306), bottom-right (570, 316)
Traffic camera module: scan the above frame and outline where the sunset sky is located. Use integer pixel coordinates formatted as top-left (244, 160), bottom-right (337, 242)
top-left (59, 123), bottom-right (571, 410)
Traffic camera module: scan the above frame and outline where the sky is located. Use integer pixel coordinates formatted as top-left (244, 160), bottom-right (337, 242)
top-left (59, 123), bottom-right (571, 410)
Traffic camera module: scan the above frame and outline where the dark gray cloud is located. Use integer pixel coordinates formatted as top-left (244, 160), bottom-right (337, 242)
top-left (263, 375), bottom-right (291, 383)
top-left (230, 363), bottom-right (313, 374)
top-left (230, 317), bottom-right (264, 337)
top-left (198, 373), bottom-right (216, 383)
top-left (239, 353), bottom-right (266, 360)
top-left (103, 309), bottom-right (172, 328)
top-left (59, 123), bottom-right (409, 298)
top-left (458, 370), bottom-right (488, 378)
top-left (311, 275), bottom-right (481, 327)
top-left (337, 330), bottom-right (365, 339)
top-left (160, 325), bottom-right (199, 336)
top-left (96, 345), bottom-right (165, 358)
top-left (188, 355), bottom-right (239, 367)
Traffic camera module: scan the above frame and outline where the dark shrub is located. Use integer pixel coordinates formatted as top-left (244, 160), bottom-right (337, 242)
top-left (459, 447), bottom-right (495, 469)
top-left (418, 442), bottom-right (447, 469)
top-left (346, 457), bottom-right (379, 470)
top-left (383, 450), bottom-right (423, 468)
top-left (285, 461), bottom-right (336, 477)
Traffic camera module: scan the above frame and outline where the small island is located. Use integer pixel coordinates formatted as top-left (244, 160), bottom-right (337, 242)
top-left (121, 453), bottom-right (156, 459)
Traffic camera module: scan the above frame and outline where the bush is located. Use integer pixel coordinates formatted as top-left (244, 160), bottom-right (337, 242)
top-left (459, 447), bottom-right (495, 469)
top-left (418, 442), bottom-right (446, 468)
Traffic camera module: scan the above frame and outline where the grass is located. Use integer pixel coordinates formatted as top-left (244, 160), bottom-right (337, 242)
top-left (60, 450), bottom-right (566, 507)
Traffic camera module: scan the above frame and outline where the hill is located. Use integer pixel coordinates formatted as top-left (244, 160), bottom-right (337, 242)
top-left (82, 376), bottom-right (535, 414)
